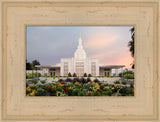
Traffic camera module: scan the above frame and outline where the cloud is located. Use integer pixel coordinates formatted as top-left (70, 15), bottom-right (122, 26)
top-left (26, 26), bottom-right (133, 68)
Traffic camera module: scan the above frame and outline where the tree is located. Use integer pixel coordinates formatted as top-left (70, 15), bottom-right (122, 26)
top-left (88, 74), bottom-right (92, 77)
top-left (68, 72), bottom-right (72, 77)
top-left (128, 27), bottom-right (135, 69)
top-left (26, 62), bottom-right (32, 70)
top-left (83, 73), bottom-right (87, 77)
top-left (73, 73), bottom-right (77, 77)
top-left (32, 60), bottom-right (40, 69)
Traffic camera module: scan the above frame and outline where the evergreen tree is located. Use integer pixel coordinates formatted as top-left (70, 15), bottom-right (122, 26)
top-left (83, 73), bottom-right (87, 77)
top-left (73, 73), bottom-right (77, 77)
top-left (68, 72), bottom-right (72, 77)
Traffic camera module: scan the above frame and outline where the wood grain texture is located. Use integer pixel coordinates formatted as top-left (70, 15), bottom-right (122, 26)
top-left (0, 0), bottom-right (159, 121)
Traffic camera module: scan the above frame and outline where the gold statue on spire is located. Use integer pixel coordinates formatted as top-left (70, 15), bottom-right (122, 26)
top-left (79, 33), bottom-right (81, 37)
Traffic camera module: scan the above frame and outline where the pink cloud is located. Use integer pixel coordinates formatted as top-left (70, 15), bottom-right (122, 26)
top-left (89, 51), bottom-right (133, 69)
top-left (82, 27), bottom-right (133, 69)
top-left (104, 55), bottom-right (133, 69)
top-left (84, 32), bottom-right (118, 50)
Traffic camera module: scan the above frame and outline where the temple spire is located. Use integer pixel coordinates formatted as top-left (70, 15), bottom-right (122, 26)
top-left (74, 34), bottom-right (87, 59)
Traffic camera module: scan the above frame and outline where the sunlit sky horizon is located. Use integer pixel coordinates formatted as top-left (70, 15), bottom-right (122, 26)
top-left (26, 26), bottom-right (134, 69)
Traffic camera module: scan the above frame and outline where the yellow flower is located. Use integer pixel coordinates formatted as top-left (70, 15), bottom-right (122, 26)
top-left (58, 83), bottom-right (62, 87)
top-left (92, 82), bottom-right (95, 84)
top-left (74, 82), bottom-right (79, 85)
top-left (133, 89), bottom-right (134, 93)
top-left (68, 86), bottom-right (73, 90)
top-left (32, 84), bottom-right (36, 87)
top-left (116, 84), bottom-right (120, 86)
top-left (26, 86), bottom-right (31, 92)
top-left (33, 90), bottom-right (37, 94)
top-left (29, 92), bottom-right (35, 96)
top-left (27, 94), bottom-right (30, 96)
top-left (29, 90), bottom-right (37, 96)
top-left (94, 83), bottom-right (100, 89)
top-left (78, 84), bottom-right (82, 87)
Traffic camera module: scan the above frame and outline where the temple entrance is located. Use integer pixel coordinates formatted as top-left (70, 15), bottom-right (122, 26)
top-left (105, 71), bottom-right (110, 76)
top-left (50, 71), bottom-right (55, 76)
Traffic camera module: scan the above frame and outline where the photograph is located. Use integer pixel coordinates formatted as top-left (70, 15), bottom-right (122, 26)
top-left (26, 26), bottom-right (135, 96)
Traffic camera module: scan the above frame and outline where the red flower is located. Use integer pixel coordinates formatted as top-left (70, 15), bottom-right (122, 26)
top-left (97, 94), bottom-right (100, 96)
top-left (61, 81), bottom-right (65, 84)
top-left (111, 84), bottom-right (114, 87)
top-left (47, 89), bottom-right (50, 92)
top-left (88, 93), bottom-right (92, 96)
top-left (90, 82), bottom-right (92, 84)
top-left (100, 86), bottom-right (104, 90)
top-left (52, 87), bottom-right (56, 91)
top-left (48, 86), bottom-right (51, 88)
top-left (129, 90), bottom-right (132, 93)
top-left (64, 87), bottom-right (67, 92)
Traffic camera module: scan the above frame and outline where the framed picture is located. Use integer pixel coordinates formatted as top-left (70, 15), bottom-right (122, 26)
top-left (0, 0), bottom-right (159, 121)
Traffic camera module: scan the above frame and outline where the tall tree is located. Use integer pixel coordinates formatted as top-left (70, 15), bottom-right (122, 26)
top-left (128, 27), bottom-right (135, 69)
top-left (26, 59), bottom-right (32, 70)
top-left (32, 60), bottom-right (40, 69)
top-left (26, 62), bottom-right (32, 70)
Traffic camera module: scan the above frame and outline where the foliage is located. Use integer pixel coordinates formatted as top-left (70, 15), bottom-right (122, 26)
top-left (26, 59), bottom-right (40, 70)
top-left (128, 27), bottom-right (135, 69)
top-left (83, 73), bottom-right (87, 77)
top-left (32, 60), bottom-right (40, 68)
top-left (121, 81), bottom-right (127, 85)
top-left (53, 76), bottom-right (56, 79)
top-left (119, 71), bottom-right (134, 78)
top-left (68, 72), bottom-right (72, 77)
top-left (26, 72), bottom-right (41, 79)
top-left (88, 74), bottom-right (92, 77)
top-left (40, 80), bottom-right (46, 84)
top-left (31, 79), bottom-right (38, 84)
top-left (114, 81), bottom-right (120, 84)
top-left (73, 73), bottom-right (77, 77)
top-left (26, 80), bottom-right (134, 96)
top-left (124, 74), bottom-right (134, 79)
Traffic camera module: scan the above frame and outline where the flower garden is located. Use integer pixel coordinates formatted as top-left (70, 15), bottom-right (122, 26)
top-left (26, 78), bottom-right (134, 96)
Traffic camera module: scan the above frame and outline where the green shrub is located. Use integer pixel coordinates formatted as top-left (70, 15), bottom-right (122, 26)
top-left (40, 80), bottom-right (46, 84)
top-left (102, 90), bottom-right (112, 96)
top-left (53, 76), bottom-right (56, 79)
top-left (88, 74), bottom-right (92, 77)
top-left (73, 73), bottom-right (77, 77)
top-left (73, 88), bottom-right (79, 96)
top-left (114, 81), bottom-right (120, 84)
top-left (83, 73), bottom-right (87, 77)
top-left (68, 72), bottom-right (72, 77)
top-left (124, 74), bottom-right (134, 79)
top-left (31, 79), bottom-right (38, 84)
top-left (119, 71), bottom-right (134, 77)
top-left (121, 81), bottom-right (127, 85)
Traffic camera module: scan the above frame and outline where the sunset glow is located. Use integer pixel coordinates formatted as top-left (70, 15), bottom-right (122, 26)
top-left (27, 26), bottom-right (134, 69)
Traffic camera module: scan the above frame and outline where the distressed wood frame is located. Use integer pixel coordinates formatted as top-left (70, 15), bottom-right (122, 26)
top-left (0, 0), bottom-right (159, 121)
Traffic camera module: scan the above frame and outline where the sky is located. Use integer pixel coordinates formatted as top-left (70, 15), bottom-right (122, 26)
top-left (26, 26), bottom-right (134, 68)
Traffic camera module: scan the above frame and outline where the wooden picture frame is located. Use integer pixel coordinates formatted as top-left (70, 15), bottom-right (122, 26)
top-left (0, 0), bottom-right (159, 121)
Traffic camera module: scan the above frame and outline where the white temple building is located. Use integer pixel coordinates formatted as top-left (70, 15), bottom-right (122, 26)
top-left (36, 34), bottom-right (125, 77)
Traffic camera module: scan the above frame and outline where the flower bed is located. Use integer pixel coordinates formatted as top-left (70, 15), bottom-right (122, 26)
top-left (26, 80), bottom-right (134, 96)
